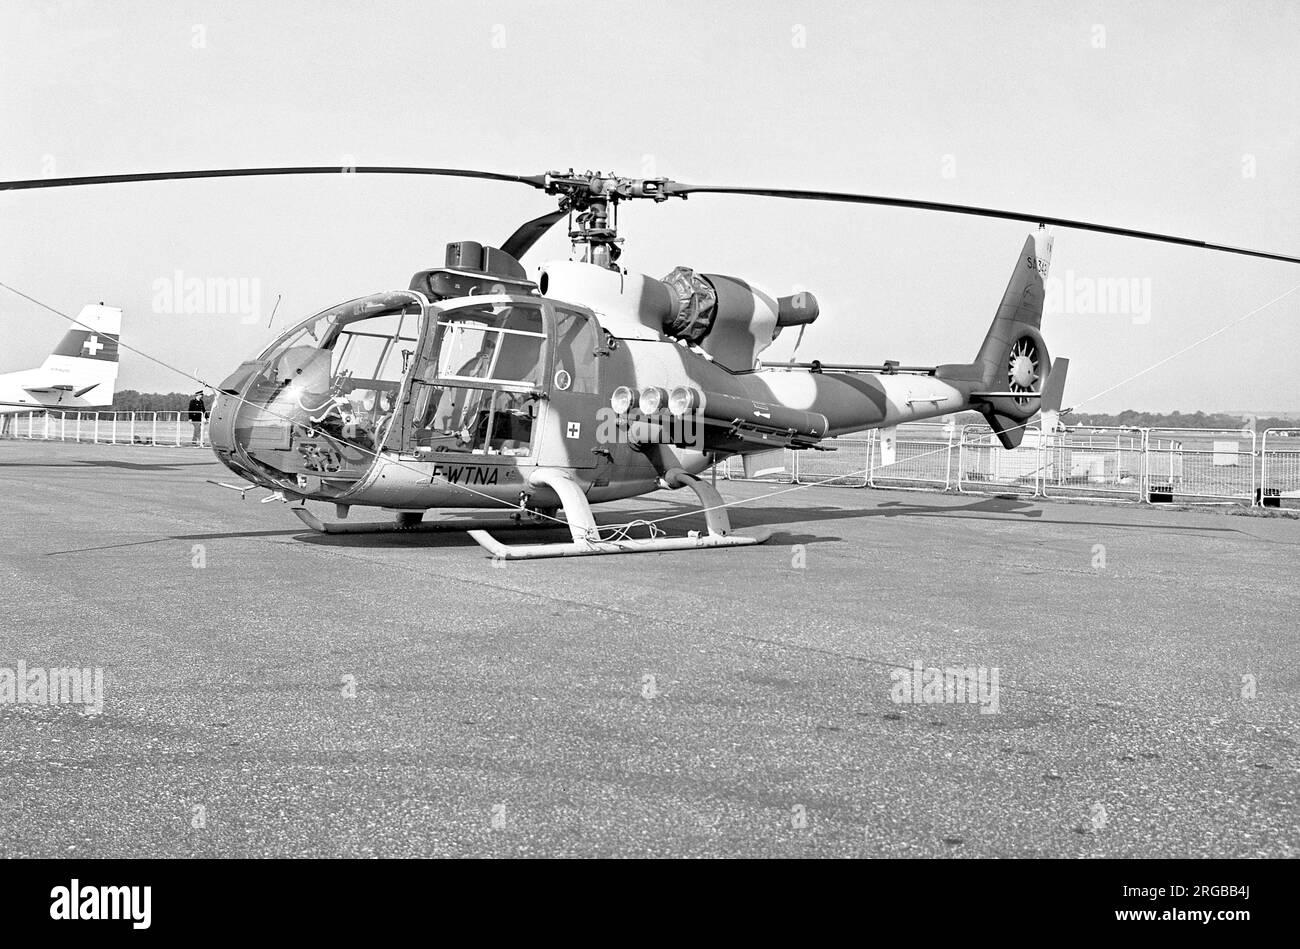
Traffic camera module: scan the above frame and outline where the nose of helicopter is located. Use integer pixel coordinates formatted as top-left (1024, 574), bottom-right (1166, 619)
top-left (207, 391), bottom-right (238, 456)
top-left (202, 384), bottom-right (297, 492)
top-left (205, 389), bottom-right (274, 488)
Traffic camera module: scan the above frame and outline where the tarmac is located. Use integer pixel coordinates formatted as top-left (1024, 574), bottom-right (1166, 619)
top-left (0, 440), bottom-right (1296, 858)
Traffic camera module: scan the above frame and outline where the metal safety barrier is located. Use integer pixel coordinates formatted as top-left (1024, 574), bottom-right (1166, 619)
top-left (1041, 427), bottom-right (1146, 502)
top-left (796, 434), bottom-right (871, 487)
top-left (0, 410), bottom-right (210, 448)
top-left (1144, 428), bottom-right (1256, 504)
top-left (868, 422), bottom-right (953, 491)
top-left (1259, 429), bottom-right (1300, 508)
top-left (720, 422), bottom-right (1277, 509)
top-left (958, 424), bottom-right (1043, 496)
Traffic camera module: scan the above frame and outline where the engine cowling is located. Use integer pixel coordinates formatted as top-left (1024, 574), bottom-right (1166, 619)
top-left (657, 268), bottom-right (819, 370)
top-left (537, 260), bottom-right (819, 370)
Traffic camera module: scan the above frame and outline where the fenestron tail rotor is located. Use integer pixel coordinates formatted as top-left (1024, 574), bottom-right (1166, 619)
top-left (1008, 336), bottom-right (1042, 406)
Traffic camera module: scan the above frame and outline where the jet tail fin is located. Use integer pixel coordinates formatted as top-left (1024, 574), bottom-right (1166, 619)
top-left (41, 304), bottom-right (121, 366)
top-left (30, 304), bottom-right (122, 407)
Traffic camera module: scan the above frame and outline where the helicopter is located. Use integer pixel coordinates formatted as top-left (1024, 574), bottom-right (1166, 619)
top-left (3, 166), bottom-right (1298, 558)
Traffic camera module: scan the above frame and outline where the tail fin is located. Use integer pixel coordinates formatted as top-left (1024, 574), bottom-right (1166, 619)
top-left (973, 229), bottom-right (1053, 375)
top-left (35, 304), bottom-right (122, 405)
top-left (938, 230), bottom-right (1054, 449)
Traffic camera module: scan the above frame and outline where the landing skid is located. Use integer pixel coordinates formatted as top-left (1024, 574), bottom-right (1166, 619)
top-left (468, 469), bottom-right (767, 560)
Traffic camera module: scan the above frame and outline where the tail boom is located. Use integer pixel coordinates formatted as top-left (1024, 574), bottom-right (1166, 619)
top-left (754, 230), bottom-right (1060, 446)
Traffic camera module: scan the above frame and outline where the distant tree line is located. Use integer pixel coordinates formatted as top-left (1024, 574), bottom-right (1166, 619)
top-left (952, 408), bottom-right (1290, 431)
top-left (1059, 410), bottom-right (1293, 432)
top-left (107, 390), bottom-right (205, 413)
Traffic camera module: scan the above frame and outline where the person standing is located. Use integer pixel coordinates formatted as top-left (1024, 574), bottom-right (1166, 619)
top-left (187, 390), bottom-right (207, 446)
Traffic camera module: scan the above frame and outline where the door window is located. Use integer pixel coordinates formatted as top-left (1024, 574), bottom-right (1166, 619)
top-left (404, 300), bottom-right (548, 456)
top-left (553, 307), bottom-right (601, 394)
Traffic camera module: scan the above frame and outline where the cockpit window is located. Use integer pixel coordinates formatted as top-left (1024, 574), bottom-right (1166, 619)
top-left (332, 312), bottom-right (418, 384)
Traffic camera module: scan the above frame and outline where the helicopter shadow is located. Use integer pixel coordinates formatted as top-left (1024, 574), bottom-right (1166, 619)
top-left (0, 458), bottom-right (218, 472)
top-left (692, 492), bottom-right (1244, 535)
top-left (292, 522), bottom-right (581, 551)
top-left (287, 490), bottom-right (1239, 553)
top-left (44, 528), bottom-right (309, 556)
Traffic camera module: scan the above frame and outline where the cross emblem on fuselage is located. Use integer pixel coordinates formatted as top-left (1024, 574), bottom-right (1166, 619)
top-left (82, 334), bottom-right (104, 357)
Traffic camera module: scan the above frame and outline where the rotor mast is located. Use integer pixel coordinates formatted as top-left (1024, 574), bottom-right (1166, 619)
top-left (540, 170), bottom-right (677, 268)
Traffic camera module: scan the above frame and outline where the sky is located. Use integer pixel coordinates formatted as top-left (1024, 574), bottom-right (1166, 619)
top-left (1, 0), bottom-right (1297, 413)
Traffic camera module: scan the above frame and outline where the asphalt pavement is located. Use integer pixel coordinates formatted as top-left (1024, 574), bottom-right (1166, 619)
top-left (0, 441), bottom-right (1295, 857)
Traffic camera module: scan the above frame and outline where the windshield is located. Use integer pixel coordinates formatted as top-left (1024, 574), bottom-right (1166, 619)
top-left (227, 291), bottom-right (423, 487)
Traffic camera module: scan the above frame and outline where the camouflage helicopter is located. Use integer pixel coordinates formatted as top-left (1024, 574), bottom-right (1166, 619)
top-left (4, 166), bottom-right (1297, 558)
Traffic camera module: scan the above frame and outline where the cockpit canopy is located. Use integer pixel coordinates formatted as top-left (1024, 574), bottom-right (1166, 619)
top-left (211, 288), bottom-right (603, 497)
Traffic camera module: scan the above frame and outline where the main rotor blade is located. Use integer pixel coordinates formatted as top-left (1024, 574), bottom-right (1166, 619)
top-left (0, 166), bottom-right (547, 192)
top-left (668, 183), bottom-right (1300, 266)
top-left (501, 208), bottom-right (568, 259)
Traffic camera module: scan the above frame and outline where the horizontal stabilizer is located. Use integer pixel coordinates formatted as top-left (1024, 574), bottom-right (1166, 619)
top-left (22, 383), bottom-right (74, 393)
